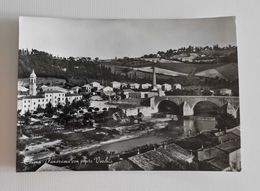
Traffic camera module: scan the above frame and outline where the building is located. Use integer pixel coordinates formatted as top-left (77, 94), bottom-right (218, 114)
top-left (123, 89), bottom-right (135, 99)
top-left (102, 86), bottom-right (115, 96)
top-left (173, 83), bottom-right (182, 90)
top-left (90, 81), bottom-right (101, 90)
top-left (219, 88), bottom-right (232, 96)
top-left (121, 82), bottom-right (128, 88)
top-left (141, 83), bottom-right (152, 90)
top-left (17, 70), bottom-right (82, 114)
top-left (111, 81), bottom-right (121, 89)
top-left (128, 91), bottom-right (158, 99)
top-left (82, 84), bottom-right (92, 93)
top-left (130, 83), bottom-right (140, 89)
top-left (162, 83), bottom-right (172, 91)
top-left (71, 86), bottom-right (81, 93)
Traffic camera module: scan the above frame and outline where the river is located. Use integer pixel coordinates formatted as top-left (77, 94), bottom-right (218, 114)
top-left (92, 117), bottom-right (217, 153)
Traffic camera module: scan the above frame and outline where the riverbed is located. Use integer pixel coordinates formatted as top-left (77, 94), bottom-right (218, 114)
top-left (91, 117), bottom-right (217, 153)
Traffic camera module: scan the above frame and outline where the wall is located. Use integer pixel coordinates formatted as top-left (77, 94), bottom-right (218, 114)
top-left (0, 0), bottom-right (260, 191)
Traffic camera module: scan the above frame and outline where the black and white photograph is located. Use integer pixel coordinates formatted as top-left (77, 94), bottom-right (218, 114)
top-left (16, 16), bottom-right (240, 172)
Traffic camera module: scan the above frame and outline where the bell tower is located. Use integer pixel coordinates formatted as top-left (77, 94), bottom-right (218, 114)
top-left (29, 69), bottom-right (37, 96)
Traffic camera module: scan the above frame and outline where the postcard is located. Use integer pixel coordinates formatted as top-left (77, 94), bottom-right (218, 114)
top-left (16, 16), bottom-right (240, 172)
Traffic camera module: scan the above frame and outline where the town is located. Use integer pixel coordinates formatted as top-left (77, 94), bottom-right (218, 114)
top-left (16, 48), bottom-right (241, 171)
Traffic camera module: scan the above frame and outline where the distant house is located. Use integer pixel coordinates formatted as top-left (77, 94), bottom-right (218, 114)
top-left (173, 83), bottom-right (182, 90)
top-left (82, 84), bottom-right (92, 93)
top-left (130, 83), bottom-right (140, 89)
top-left (123, 89), bottom-right (135, 99)
top-left (121, 82), bottom-right (128, 88)
top-left (90, 82), bottom-right (101, 90)
top-left (162, 83), bottom-right (172, 91)
top-left (71, 86), bottom-right (81, 93)
top-left (156, 84), bottom-right (162, 90)
top-left (219, 88), bottom-right (232, 96)
top-left (102, 86), bottom-right (115, 96)
top-left (128, 91), bottom-right (158, 99)
top-left (111, 81), bottom-right (121, 89)
top-left (17, 84), bottom-right (28, 93)
top-left (66, 93), bottom-right (83, 103)
top-left (141, 83), bottom-right (152, 89)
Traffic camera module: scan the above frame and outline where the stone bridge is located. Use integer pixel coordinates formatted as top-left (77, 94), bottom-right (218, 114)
top-left (150, 96), bottom-right (240, 118)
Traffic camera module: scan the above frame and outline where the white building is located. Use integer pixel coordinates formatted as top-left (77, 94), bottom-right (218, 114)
top-left (121, 82), bottom-right (128, 88)
top-left (111, 81), bottom-right (121, 89)
top-left (173, 83), bottom-right (182, 90)
top-left (82, 84), bottom-right (92, 93)
top-left (130, 83), bottom-right (140, 89)
top-left (156, 84), bottom-right (162, 90)
top-left (90, 82), bottom-right (101, 90)
top-left (71, 86), bottom-right (81, 93)
top-left (123, 89), bottom-right (135, 99)
top-left (102, 86), bottom-right (115, 96)
top-left (141, 83), bottom-right (152, 89)
top-left (219, 88), bottom-right (232, 96)
top-left (162, 83), bottom-right (172, 91)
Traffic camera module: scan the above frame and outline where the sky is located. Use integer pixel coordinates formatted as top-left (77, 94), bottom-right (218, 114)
top-left (19, 16), bottom-right (237, 59)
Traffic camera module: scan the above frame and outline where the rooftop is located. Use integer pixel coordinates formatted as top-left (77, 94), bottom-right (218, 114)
top-left (109, 160), bottom-right (140, 171)
top-left (36, 163), bottom-right (70, 172)
top-left (22, 95), bottom-right (45, 99)
top-left (215, 140), bottom-right (240, 153)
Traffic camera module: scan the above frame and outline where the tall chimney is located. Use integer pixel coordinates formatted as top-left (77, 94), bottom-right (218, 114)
top-left (152, 65), bottom-right (157, 89)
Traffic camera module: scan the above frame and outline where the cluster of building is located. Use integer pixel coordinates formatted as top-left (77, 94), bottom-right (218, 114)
top-left (17, 67), bottom-right (233, 115)
top-left (197, 127), bottom-right (241, 171)
top-left (17, 70), bottom-right (82, 114)
top-left (109, 126), bottom-right (241, 171)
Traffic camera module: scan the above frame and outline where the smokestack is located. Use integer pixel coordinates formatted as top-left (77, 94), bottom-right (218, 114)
top-left (152, 65), bottom-right (157, 89)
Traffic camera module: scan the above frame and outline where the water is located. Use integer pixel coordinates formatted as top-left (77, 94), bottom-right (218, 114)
top-left (96, 117), bottom-right (217, 153)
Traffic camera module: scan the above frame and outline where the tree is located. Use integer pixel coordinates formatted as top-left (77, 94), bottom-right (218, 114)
top-left (56, 102), bottom-right (63, 110)
top-left (215, 113), bottom-right (238, 132)
top-left (36, 104), bottom-right (44, 113)
top-left (45, 102), bottom-right (55, 117)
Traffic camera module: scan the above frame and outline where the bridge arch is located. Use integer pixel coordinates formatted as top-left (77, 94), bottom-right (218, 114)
top-left (157, 100), bottom-right (181, 115)
top-left (193, 101), bottom-right (220, 116)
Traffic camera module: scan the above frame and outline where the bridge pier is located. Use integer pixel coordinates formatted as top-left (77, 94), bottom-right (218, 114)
top-left (182, 101), bottom-right (194, 116)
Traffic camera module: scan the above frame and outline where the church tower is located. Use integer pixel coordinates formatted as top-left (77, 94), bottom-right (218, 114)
top-left (29, 69), bottom-right (37, 96)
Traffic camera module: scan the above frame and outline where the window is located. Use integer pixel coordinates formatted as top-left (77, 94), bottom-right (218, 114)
top-left (24, 100), bottom-right (26, 103)
top-left (34, 102), bottom-right (36, 105)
